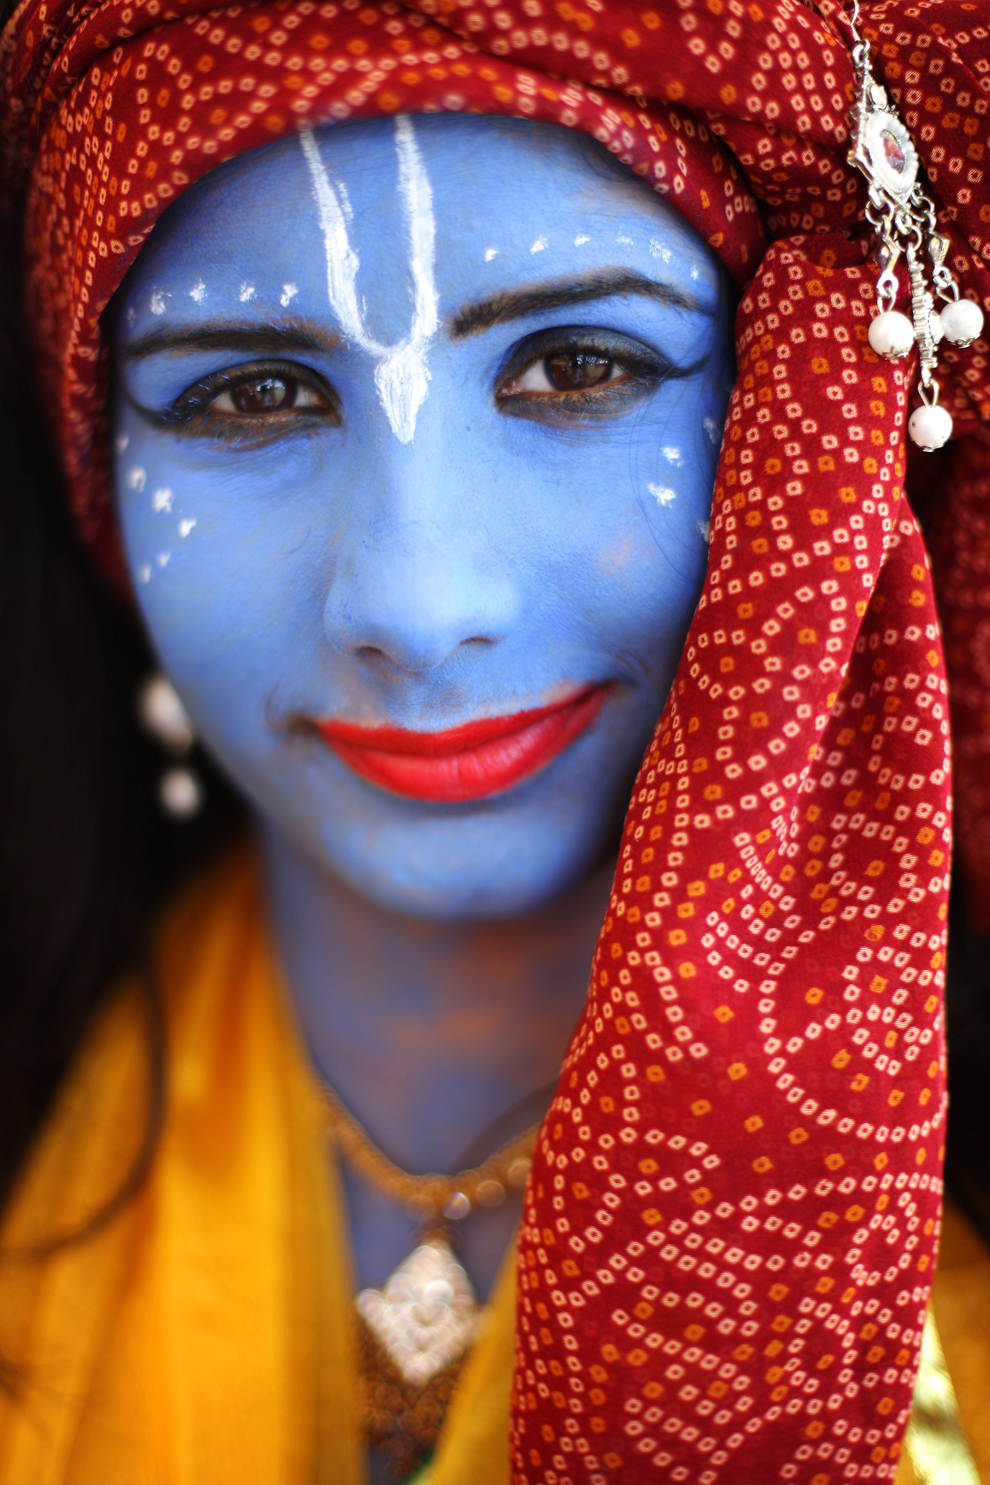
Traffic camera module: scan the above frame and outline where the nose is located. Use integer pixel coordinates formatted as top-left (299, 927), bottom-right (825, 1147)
top-left (322, 469), bottom-right (521, 675)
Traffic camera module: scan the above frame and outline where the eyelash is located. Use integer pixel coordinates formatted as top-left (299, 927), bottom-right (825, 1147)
top-left (137, 360), bottom-right (340, 443)
top-left (496, 328), bottom-right (675, 421)
top-left (140, 330), bottom-right (678, 444)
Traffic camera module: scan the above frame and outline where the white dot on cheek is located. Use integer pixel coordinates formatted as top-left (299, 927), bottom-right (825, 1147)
top-left (484, 247), bottom-right (498, 262)
top-left (648, 484), bottom-right (676, 507)
top-left (698, 520), bottom-right (711, 545)
top-left (153, 487), bottom-right (173, 513)
top-left (179, 518), bottom-right (197, 538)
top-left (157, 552), bottom-right (171, 568)
top-left (127, 466), bottom-right (147, 493)
top-left (115, 432), bottom-right (129, 454)
top-left (138, 564), bottom-right (152, 584)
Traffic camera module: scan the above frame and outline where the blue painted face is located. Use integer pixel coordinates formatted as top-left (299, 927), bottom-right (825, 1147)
top-left (110, 114), bottom-right (734, 920)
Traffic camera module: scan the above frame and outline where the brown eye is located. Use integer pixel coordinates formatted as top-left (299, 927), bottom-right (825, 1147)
top-left (209, 373), bottom-right (325, 418)
top-left (543, 352), bottom-right (614, 391)
top-left (228, 376), bottom-right (294, 413)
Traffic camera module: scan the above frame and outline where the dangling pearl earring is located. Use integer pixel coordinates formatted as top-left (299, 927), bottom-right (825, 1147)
top-left (136, 673), bottom-right (204, 819)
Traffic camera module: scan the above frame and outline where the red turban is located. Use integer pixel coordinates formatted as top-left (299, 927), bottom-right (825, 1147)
top-left (6, 0), bottom-right (990, 1479)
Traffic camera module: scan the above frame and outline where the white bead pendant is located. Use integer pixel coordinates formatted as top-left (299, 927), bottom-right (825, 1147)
top-left (908, 401), bottom-right (953, 452)
top-left (159, 766), bottom-right (204, 818)
top-left (868, 310), bottom-right (915, 359)
top-left (137, 673), bottom-right (196, 752)
top-left (939, 297), bottom-right (984, 349)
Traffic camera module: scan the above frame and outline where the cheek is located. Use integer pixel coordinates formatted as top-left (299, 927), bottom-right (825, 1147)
top-left (113, 422), bottom-right (321, 738)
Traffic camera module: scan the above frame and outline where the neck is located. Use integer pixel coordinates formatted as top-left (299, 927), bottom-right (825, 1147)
top-left (259, 820), bottom-right (612, 1294)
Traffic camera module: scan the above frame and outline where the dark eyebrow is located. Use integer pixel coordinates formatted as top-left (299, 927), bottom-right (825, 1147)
top-left (124, 320), bottom-right (340, 360)
top-left (449, 270), bottom-right (708, 339)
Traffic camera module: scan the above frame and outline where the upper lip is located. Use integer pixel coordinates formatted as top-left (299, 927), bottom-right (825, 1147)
top-left (312, 686), bottom-right (601, 755)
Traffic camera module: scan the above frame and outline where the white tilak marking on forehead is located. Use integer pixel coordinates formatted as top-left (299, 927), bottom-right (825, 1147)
top-left (300, 117), bottom-right (438, 444)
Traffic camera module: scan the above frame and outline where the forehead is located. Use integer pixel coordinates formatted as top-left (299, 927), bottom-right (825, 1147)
top-left (117, 114), bottom-right (723, 314)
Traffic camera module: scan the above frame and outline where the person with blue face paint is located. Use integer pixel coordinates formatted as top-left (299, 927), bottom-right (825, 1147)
top-left (112, 113), bottom-right (731, 1259)
top-left (3, 0), bottom-right (977, 1472)
top-left (102, 111), bottom-right (733, 1476)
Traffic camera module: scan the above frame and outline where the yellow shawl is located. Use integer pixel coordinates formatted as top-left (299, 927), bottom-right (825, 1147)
top-left (0, 852), bottom-right (514, 1484)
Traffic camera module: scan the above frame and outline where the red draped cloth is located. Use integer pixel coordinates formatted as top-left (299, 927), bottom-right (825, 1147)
top-left (6, 0), bottom-right (990, 1479)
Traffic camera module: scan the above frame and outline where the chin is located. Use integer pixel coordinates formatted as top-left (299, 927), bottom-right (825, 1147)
top-left (298, 792), bottom-right (623, 921)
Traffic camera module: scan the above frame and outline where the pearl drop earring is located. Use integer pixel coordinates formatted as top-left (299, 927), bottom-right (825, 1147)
top-left (136, 673), bottom-right (204, 819)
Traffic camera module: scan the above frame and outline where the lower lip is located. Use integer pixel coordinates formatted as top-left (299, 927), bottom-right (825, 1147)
top-left (314, 686), bottom-right (609, 803)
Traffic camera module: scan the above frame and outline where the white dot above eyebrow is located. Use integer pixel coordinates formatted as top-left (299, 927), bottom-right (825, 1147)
top-left (484, 247), bottom-right (499, 262)
top-left (663, 446), bottom-right (682, 466)
top-left (157, 552), bottom-right (171, 568)
top-left (530, 237), bottom-right (547, 254)
top-left (616, 233), bottom-right (633, 246)
top-left (153, 486), bottom-right (173, 513)
top-left (127, 466), bottom-right (147, 492)
top-left (280, 283), bottom-right (299, 308)
top-left (649, 236), bottom-right (671, 264)
top-left (115, 432), bottom-right (130, 454)
top-left (574, 234), bottom-right (590, 246)
top-left (190, 280), bottom-right (207, 303)
top-left (149, 291), bottom-right (168, 316)
top-left (179, 518), bottom-right (197, 538)
top-left (239, 283), bottom-right (257, 302)
top-left (648, 483), bottom-right (677, 506)
top-left (138, 564), bottom-right (152, 584)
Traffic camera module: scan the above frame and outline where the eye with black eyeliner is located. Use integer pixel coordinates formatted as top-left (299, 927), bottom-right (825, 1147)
top-left (131, 359), bottom-right (341, 441)
top-left (495, 326), bottom-right (682, 422)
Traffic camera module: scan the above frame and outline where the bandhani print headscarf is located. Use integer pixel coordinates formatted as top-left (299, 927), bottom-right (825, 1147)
top-left (6, 0), bottom-right (990, 1478)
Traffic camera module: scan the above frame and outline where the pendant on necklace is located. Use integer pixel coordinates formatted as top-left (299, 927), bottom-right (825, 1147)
top-left (356, 1236), bottom-right (483, 1478)
top-left (357, 1235), bottom-right (481, 1384)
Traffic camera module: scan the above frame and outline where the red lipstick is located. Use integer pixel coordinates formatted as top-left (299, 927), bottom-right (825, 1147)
top-left (314, 685), bottom-right (608, 803)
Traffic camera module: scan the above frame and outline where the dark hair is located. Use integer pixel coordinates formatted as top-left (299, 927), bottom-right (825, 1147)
top-left (0, 243), bottom-right (243, 1238)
